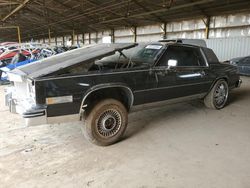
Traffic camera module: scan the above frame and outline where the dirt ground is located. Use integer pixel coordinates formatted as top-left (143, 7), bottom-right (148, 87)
top-left (0, 77), bottom-right (250, 188)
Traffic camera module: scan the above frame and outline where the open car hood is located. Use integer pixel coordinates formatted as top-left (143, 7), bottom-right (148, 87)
top-left (9, 43), bottom-right (137, 80)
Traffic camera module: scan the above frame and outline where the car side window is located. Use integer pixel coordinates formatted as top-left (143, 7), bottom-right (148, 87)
top-left (157, 46), bottom-right (205, 67)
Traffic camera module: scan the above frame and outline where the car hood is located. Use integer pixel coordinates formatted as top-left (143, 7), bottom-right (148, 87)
top-left (9, 43), bottom-right (137, 80)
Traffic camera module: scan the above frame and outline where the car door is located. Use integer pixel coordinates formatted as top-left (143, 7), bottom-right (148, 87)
top-left (141, 64), bottom-right (177, 104)
top-left (150, 45), bottom-right (211, 102)
top-left (141, 45), bottom-right (186, 103)
top-left (170, 45), bottom-right (211, 97)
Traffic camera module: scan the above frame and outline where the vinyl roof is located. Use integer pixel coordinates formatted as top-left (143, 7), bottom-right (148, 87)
top-left (1, 0), bottom-right (250, 41)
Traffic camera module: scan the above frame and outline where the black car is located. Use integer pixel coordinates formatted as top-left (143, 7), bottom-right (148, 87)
top-left (6, 42), bottom-right (241, 146)
top-left (230, 56), bottom-right (250, 76)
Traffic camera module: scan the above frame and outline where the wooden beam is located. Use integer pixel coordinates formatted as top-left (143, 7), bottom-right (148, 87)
top-left (2, 0), bottom-right (30, 21)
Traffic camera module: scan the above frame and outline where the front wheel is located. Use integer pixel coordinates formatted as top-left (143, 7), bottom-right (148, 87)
top-left (81, 99), bottom-right (128, 146)
top-left (204, 79), bottom-right (229, 109)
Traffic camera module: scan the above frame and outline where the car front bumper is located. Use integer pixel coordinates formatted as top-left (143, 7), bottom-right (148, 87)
top-left (22, 107), bottom-right (47, 126)
top-left (5, 92), bottom-right (80, 126)
top-left (5, 91), bottom-right (47, 126)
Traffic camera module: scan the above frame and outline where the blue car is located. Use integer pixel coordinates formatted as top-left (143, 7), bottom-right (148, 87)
top-left (230, 56), bottom-right (250, 76)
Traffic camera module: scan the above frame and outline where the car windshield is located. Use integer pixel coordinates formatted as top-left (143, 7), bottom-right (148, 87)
top-left (131, 44), bottom-right (164, 64)
top-left (95, 43), bottom-right (164, 66)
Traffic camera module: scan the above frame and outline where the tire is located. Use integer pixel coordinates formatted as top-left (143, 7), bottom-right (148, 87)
top-left (81, 99), bottom-right (128, 146)
top-left (204, 79), bottom-right (229, 109)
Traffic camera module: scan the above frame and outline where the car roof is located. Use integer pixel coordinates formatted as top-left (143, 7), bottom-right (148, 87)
top-left (159, 38), bottom-right (207, 47)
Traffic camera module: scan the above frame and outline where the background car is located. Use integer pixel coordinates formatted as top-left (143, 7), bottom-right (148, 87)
top-left (230, 56), bottom-right (250, 76)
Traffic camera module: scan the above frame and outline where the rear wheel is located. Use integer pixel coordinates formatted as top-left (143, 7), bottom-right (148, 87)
top-left (81, 99), bottom-right (128, 146)
top-left (204, 79), bottom-right (229, 109)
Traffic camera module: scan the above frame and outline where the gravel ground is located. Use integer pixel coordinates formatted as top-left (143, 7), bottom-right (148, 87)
top-left (0, 77), bottom-right (250, 188)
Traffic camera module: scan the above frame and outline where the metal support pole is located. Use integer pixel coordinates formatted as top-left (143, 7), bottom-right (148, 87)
top-left (111, 29), bottom-right (115, 43)
top-left (89, 33), bottom-right (91, 44)
top-left (72, 30), bottom-right (75, 45)
top-left (76, 34), bottom-right (79, 45)
top-left (17, 26), bottom-right (21, 44)
top-left (205, 17), bottom-right (210, 39)
top-left (163, 22), bottom-right (167, 39)
top-left (133, 26), bottom-right (137, 43)
top-left (0, 26), bottom-right (21, 43)
top-left (55, 34), bottom-right (57, 46)
top-left (82, 33), bottom-right (85, 45)
top-left (48, 28), bottom-right (51, 45)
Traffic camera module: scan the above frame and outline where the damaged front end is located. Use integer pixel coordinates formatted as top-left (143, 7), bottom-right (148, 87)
top-left (5, 43), bottom-right (138, 126)
top-left (5, 71), bottom-right (47, 126)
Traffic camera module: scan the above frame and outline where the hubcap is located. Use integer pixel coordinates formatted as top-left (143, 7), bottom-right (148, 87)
top-left (214, 82), bottom-right (228, 107)
top-left (96, 109), bottom-right (122, 138)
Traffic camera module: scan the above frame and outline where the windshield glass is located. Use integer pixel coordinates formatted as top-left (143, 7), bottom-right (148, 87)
top-left (132, 44), bottom-right (164, 64)
top-left (96, 43), bottom-right (164, 66)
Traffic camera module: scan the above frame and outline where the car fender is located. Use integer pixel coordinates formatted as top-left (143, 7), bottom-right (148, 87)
top-left (80, 83), bottom-right (134, 113)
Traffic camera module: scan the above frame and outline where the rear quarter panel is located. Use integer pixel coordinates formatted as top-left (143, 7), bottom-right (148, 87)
top-left (209, 62), bottom-right (240, 89)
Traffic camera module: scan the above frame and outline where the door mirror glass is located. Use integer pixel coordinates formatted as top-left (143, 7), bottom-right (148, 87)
top-left (168, 59), bottom-right (177, 67)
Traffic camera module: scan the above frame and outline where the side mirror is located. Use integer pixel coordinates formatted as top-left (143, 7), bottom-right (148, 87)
top-left (168, 59), bottom-right (177, 67)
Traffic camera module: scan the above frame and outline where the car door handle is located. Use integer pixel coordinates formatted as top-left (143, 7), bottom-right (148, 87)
top-left (155, 70), bottom-right (167, 77)
top-left (200, 71), bottom-right (206, 77)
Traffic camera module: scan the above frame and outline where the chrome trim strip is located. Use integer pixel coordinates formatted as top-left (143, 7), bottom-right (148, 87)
top-left (23, 112), bottom-right (45, 118)
top-left (134, 81), bottom-right (212, 93)
top-left (178, 73), bottom-right (202, 78)
top-left (78, 83), bottom-right (90, 87)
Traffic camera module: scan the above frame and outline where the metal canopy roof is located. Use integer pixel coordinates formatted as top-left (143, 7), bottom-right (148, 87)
top-left (0, 0), bottom-right (250, 41)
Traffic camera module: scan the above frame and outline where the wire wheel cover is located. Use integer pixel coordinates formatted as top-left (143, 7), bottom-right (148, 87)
top-left (96, 109), bottom-right (122, 138)
top-left (214, 82), bottom-right (228, 106)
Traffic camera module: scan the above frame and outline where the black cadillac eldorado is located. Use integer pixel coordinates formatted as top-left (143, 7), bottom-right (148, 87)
top-left (6, 42), bottom-right (242, 146)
